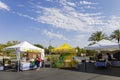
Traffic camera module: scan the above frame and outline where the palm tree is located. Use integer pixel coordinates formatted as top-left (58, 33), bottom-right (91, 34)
top-left (88, 31), bottom-right (109, 44)
top-left (110, 29), bottom-right (120, 45)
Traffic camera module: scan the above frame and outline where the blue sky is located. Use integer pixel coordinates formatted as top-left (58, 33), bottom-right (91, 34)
top-left (0, 0), bottom-right (120, 48)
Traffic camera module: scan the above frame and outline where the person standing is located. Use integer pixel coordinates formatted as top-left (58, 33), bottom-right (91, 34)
top-left (21, 54), bottom-right (27, 62)
top-left (106, 53), bottom-right (112, 68)
top-left (96, 53), bottom-right (102, 61)
top-left (35, 54), bottom-right (42, 71)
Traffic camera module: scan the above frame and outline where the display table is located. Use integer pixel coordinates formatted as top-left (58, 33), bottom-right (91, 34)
top-left (20, 62), bottom-right (37, 71)
top-left (95, 61), bottom-right (107, 67)
top-left (111, 61), bottom-right (120, 67)
top-left (0, 66), bottom-right (3, 70)
top-left (63, 60), bottom-right (71, 67)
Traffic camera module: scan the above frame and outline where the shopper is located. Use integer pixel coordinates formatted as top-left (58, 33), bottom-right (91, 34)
top-left (35, 54), bottom-right (42, 71)
top-left (106, 53), bottom-right (112, 68)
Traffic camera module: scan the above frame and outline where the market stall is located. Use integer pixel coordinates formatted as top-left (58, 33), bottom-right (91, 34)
top-left (84, 39), bottom-right (120, 67)
top-left (51, 43), bottom-right (77, 68)
top-left (4, 41), bottom-right (44, 71)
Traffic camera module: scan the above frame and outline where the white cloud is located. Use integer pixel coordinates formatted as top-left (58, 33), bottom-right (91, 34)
top-left (24, 0), bottom-right (103, 34)
top-left (66, 1), bottom-right (76, 7)
top-left (9, 0), bottom-right (106, 47)
top-left (0, 1), bottom-right (10, 11)
top-left (37, 7), bottom-right (104, 33)
top-left (43, 30), bottom-right (69, 41)
top-left (30, 0), bottom-right (105, 34)
top-left (59, 0), bottom-right (76, 7)
top-left (101, 16), bottom-right (120, 34)
top-left (79, 1), bottom-right (98, 10)
top-left (79, 1), bottom-right (97, 5)
top-left (12, 11), bottom-right (37, 21)
top-left (83, 5), bottom-right (96, 9)
top-left (63, 5), bottom-right (75, 11)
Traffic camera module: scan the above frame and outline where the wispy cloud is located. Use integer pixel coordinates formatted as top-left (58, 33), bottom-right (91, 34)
top-left (12, 11), bottom-right (37, 21)
top-left (37, 6), bottom-right (104, 33)
top-left (83, 5), bottom-right (96, 9)
top-left (28, 0), bottom-right (105, 34)
top-left (60, 0), bottom-right (76, 7)
top-left (3, 0), bottom-right (103, 34)
top-left (0, 1), bottom-right (10, 11)
top-left (7, 0), bottom-right (105, 35)
top-left (79, 1), bottom-right (97, 5)
top-left (101, 16), bottom-right (120, 34)
top-left (1, 0), bottom-right (119, 48)
top-left (43, 30), bottom-right (69, 41)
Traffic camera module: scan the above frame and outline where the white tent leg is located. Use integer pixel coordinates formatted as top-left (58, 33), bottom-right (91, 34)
top-left (16, 49), bottom-right (20, 72)
top-left (17, 60), bottom-right (20, 72)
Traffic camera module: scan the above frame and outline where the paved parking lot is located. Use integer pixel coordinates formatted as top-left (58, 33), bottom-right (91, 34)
top-left (0, 63), bottom-right (120, 80)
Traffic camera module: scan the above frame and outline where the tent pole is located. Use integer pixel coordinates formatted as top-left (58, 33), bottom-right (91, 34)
top-left (116, 42), bottom-right (120, 51)
top-left (2, 51), bottom-right (5, 71)
top-left (16, 49), bottom-right (20, 72)
top-left (17, 59), bottom-right (19, 72)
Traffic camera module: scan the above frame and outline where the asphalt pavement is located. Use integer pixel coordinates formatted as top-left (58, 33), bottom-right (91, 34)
top-left (0, 63), bottom-right (120, 80)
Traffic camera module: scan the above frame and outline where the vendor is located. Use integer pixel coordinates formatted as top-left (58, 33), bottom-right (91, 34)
top-left (106, 53), bottom-right (112, 68)
top-left (96, 53), bottom-right (102, 61)
top-left (35, 54), bottom-right (42, 70)
top-left (21, 54), bottom-right (27, 62)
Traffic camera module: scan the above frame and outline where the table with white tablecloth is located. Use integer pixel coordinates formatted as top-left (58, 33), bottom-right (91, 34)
top-left (20, 62), bottom-right (37, 70)
top-left (0, 66), bottom-right (3, 70)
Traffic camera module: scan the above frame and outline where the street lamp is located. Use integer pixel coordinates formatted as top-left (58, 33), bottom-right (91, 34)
top-left (49, 39), bottom-right (53, 68)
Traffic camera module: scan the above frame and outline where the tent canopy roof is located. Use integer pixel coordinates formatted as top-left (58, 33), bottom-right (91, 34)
top-left (4, 41), bottom-right (43, 52)
top-left (84, 39), bottom-right (119, 50)
top-left (54, 43), bottom-right (73, 50)
top-left (51, 43), bottom-right (75, 53)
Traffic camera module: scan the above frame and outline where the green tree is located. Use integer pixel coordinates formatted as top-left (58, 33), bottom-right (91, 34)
top-left (44, 48), bottom-right (49, 54)
top-left (0, 44), bottom-right (6, 55)
top-left (110, 29), bottom-right (120, 44)
top-left (0, 40), bottom-right (20, 53)
top-left (75, 46), bottom-right (86, 56)
top-left (48, 45), bottom-right (54, 54)
top-left (75, 46), bottom-right (81, 56)
top-left (34, 44), bottom-right (44, 49)
top-left (88, 31), bottom-right (109, 45)
top-left (86, 50), bottom-right (97, 56)
top-left (6, 40), bottom-right (20, 47)
top-left (3, 40), bottom-right (20, 56)
top-left (48, 45), bottom-right (54, 49)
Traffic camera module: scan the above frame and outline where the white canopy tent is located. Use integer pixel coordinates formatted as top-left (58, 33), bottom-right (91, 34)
top-left (4, 41), bottom-right (45, 71)
top-left (4, 41), bottom-right (45, 60)
top-left (84, 39), bottom-right (120, 51)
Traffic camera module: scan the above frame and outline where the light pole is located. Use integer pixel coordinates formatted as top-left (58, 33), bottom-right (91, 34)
top-left (49, 39), bottom-right (53, 68)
